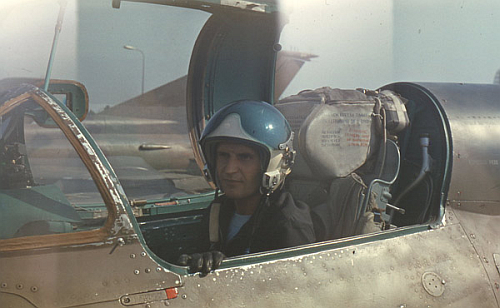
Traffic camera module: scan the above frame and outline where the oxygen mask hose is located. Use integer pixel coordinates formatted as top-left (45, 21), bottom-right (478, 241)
top-left (393, 134), bottom-right (431, 208)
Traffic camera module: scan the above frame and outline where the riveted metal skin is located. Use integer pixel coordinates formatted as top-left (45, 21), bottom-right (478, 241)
top-left (167, 224), bottom-right (494, 307)
top-left (422, 272), bottom-right (445, 297)
top-left (0, 241), bottom-right (180, 307)
top-left (379, 82), bottom-right (500, 304)
top-left (400, 82), bottom-right (500, 303)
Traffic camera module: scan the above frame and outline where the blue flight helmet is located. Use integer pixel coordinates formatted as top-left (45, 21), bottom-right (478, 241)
top-left (200, 100), bottom-right (296, 194)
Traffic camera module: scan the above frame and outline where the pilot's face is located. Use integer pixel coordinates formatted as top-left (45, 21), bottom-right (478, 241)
top-left (215, 142), bottom-right (262, 200)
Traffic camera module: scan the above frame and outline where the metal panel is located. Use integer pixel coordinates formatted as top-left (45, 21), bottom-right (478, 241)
top-left (169, 224), bottom-right (495, 307)
top-left (0, 240), bottom-right (181, 308)
top-left (449, 203), bottom-right (500, 302)
top-left (113, 0), bottom-right (279, 13)
top-left (413, 83), bottom-right (500, 203)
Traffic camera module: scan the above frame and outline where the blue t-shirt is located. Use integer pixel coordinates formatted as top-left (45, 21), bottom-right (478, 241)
top-left (227, 212), bottom-right (251, 242)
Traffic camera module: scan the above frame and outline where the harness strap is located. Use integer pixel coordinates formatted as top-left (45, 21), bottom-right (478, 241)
top-left (209, 202), bottom-right (221, 244)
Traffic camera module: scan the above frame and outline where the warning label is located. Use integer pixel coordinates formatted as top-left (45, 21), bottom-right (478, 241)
top-left (319, 111), bottom-right (371, 148)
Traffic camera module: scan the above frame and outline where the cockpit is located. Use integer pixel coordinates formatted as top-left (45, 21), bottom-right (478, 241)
top-left (1, 0), bottom-right (497, 269)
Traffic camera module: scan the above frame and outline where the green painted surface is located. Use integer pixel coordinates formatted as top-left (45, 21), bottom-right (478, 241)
top-left (0, 184), bottom-right (80, 239)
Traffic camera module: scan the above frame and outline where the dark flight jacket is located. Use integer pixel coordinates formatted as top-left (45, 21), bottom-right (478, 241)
top-left (205, 190), bottom-right (316, 257)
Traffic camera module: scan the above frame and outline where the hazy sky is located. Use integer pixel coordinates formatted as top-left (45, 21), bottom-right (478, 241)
top-left (2, 0), bottom-right (500, 110)
top-left (279, 0), bottom-right (500, 97)
top-left (392, 0), bottom-right (500, 84)
top-left (279, 0), bottom-right (394, 96)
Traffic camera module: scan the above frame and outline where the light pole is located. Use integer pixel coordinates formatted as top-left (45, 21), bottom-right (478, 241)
top-left (123, 45), bottom-right (145, 95)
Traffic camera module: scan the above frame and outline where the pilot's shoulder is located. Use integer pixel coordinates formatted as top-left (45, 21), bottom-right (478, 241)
top-left (274, 190), bottom-right (313, 220)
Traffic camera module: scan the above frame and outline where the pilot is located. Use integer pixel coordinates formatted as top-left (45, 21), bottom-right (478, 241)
top-left (178, 100), bottom-right (315, 274)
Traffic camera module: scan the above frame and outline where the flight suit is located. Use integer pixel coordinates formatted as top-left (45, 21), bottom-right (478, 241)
top-left (205, 190), bottom-right (316, 257)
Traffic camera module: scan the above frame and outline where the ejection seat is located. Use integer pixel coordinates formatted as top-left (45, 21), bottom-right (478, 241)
top-left (275, 87), bottom-right (409, 241)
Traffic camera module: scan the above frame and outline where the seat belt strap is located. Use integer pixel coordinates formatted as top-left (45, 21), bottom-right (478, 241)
top-left (209, 202), bottom-right (221, 244)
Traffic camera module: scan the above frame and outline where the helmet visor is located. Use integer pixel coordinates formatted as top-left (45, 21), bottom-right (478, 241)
top-left (200, 100), bottom-right (291, 150)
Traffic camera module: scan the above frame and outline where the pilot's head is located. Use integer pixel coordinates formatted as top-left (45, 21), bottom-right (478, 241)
top-left (200, 100), bottom-right (295, 197)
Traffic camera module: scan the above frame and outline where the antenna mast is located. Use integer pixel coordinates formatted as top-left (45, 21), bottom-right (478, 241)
top-left (43, 0), bottom-right (67, 91)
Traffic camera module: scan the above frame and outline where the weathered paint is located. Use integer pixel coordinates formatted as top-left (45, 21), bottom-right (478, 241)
top-left (115, 0), bottom-right (279, 13)
top-left (168, 223), bottom-right (495, 307)
top-left (31, 86), bottom-right (135, 234)
top-left (220, 0), bottom-right (267, 12)
top-left (0, 241), bottom-right (181, 307)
